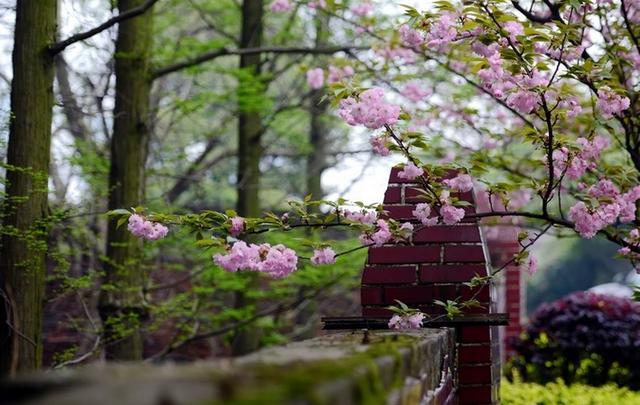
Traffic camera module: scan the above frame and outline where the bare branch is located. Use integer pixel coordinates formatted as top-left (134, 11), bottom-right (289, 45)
top-left (49, 0), bottom-right (161, 55)
top-left (151, 45), bottom-right (369, 80)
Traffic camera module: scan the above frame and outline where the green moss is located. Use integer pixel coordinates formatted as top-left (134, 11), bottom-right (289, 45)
top-left (203, 333), bottom-right (423, 405)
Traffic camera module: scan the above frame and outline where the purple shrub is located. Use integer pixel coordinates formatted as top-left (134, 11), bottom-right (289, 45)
top-left (510, 291), bottom-right (640, 388)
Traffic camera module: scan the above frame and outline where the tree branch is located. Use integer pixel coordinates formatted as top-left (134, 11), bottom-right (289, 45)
top-left (49, 0), bottom-right (161, 55)
top-left (151, 45), bottom-right (369, 80)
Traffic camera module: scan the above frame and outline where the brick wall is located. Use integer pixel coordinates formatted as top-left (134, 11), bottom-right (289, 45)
top-left (361, 167), bottom-right (500, 404)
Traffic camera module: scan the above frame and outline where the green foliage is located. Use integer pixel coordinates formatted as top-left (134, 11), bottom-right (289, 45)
top-left (501, 379), bottom-right (640, 405)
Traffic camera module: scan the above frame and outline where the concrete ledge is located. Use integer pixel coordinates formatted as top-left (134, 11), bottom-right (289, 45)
top-left (1, 328), bottom-right (455, 405)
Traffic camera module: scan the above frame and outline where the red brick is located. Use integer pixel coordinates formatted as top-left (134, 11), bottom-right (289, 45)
top-left (459, 345), bottom-right (491, 364)
top-left (444, 245), bottom-right (485, 263)
top-left (383, 187), bottom-right (401, 203)
top-left (368, 246), bottom-right (440, 264)
top-left (389, 167), bottom-right (422, 184)
top-left (405, 187), bottom-right (430, 203)
top-left (459, 326), bottom-right (490, 343)
top-left (459, 285), bottom-right (490, 301)
top-left (381, 205), bottom-right (416, 220)
top-left (419, 264), bottom-right (486, 283)
top-left (458, 386), bottom-right (492, 404)
top-left (362, 266), bottom-right (416, 284)
top-left (459, 365), bottom-right (492, 384)
top-left (360, 287), bottom-right (382, 305)
top-left (384, 286), bottom-right (433, 305)
top-left (414, 225), bottom-right (481, 243)
top-left (431, 284), bottom-right (458, 301)
top-left (362, 307), bottom-right (392, 317)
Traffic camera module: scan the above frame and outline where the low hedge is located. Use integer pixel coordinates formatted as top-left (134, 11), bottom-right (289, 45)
top-left (501, 379), bottom-right (640, 405)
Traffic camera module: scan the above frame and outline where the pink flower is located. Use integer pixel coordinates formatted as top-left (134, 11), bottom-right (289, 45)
top-left (412, 203), bottom-right (439, 226)
top-left (568, 202), bottom-right (603, 238)
top-left (127, 214), bottom-right (169, 241)
top-left (327, 65), bottom-right (354, 83)
top-left (507, 90), bottom-right (538, 113)
top-left (398, 222), bottom-right (414, 239)
top-left (388, 313), bottom-right (425, 329)
top-left (311, 247), bottom-right (336, 265)
top-left (503, 21), bottom-right (524, 42)
top-left (618, 247), bottom-right (631, 256)
top-left (397, 162), bottom-right (424, 180)
top-left (360, 219), bottom-right (392, 247)
top-left (402, 82), bottom-right (432, 102)
top-left (399, 24), bottom-right (424, 48)
top-left (351, 2), bottom-right (373, 17)
top-left (270, 0), bottom-right (292, 12)
top-left (306, 68), bottom-right (324, 89)
top-left (214, 241), bottom-right (298, 278)
top-left (527, 256), bottom-right (538, 275)
top-left (344, 209), bottom-right (377, 225)
top-left (229, 216), bottom-right (245, 237)
top-left (596, 87), bottom-right (630, 118)
top-left (443, 174), bottom-right (473, 192)
top-left (370, 135), bottom-right (390, 156)
top-left (426, 12), bottom-right (458, 51)
top-left (441, 204), bottom-right (465, 225)
top-left (338, 87), bottom-right (401, 129)
top-left (308, 0), bottom-right (326, 8)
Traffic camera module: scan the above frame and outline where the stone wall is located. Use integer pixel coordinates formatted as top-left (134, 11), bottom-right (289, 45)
top-left (1, 329), bottom-right (455, 405)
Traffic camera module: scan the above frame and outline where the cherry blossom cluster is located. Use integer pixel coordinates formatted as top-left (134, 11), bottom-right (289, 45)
top-left (552, 136), bottom-right (609, 180)
top-left (569, 179), bottom-right (640, 238)
top-left (306, 65), bottom-right (355, 89)
top-left (213, 241), bottom-right (298, 278)
top-left (127, 214), bottom-right (169, 241)
top-left (338, 87), bottom-right (401, 129)
top-left (269, 0), bottom-right (292, 13)
top-left (388, 312), bottom-right (425, 330)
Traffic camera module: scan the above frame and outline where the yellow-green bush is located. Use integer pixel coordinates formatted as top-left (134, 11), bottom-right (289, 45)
top-left (501, 379), bottom-right (640, 405)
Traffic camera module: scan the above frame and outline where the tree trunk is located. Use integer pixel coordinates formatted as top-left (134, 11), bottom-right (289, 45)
top-left (232, 0), bottom-right (264, 356)
top-left (98, 0), bottom-right (153, 361)
top-left (0, 0), bottom-right (57, 376)
top-left (236, 0), bottom-right (264, 218)
top-left (306, 13), bottom-right (330, 206)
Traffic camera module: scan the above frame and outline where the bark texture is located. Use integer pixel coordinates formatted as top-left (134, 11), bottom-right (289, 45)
top-left (98, 0), bottom-right (153, 361)
top-left (236, 0), bottom-right (264, 218)
top-left (0, 0), bottom-right (57, 375)
top-left (232, 0), bottom-right (264, 356)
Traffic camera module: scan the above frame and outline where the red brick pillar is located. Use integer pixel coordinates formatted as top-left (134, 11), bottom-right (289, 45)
top-left (361, 167), bottom-right (499, 405)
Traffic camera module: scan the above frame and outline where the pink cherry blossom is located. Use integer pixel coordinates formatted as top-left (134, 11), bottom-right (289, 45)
top-left (344, 209), bottom-right (377, 225)
top-left (270, 0), bottom-right (292, 13)
top-left (213, 241), bottom-right (298, 278)
top-left (388, 312), bottom-right (425, 329)
top-left (399, 24), bottom-right (424, 48)
top-left (441, 204), bottom-right (466, 225)
top-left (360, 219), bottom-right (392, 247)
top-left (397, 162), bottom-right (424, 180)
top-left (308, 0), bottom-right (326, 8)
top-left (306, 68), bottom-right (324, 89)
top-left (443, 174), bottom-right (473, 192)
top-left (503, 21), bottom-right (524, 42)
top-left (370, 135), bottom-right (390, 156)
top-left (402, 82), bottom-right (432, 102)
top-left (311, 247), bottom-right (336, 265)
top-left (426, 12), bottom-right (458, 51)
top-left (229, 216), bottom-right (245, 237)
top-left (127, 214), bottom-right (169, 241)
top-left (327, 65), bottom-right (354, 83)
top-left (596, 87), bottom-right (630, 118)
top-left (412, 203), bottom-right (438, 226)
top-left (351, 2), bottom-right (373, 17)
top-left (507, 90), bottom-right (538, 113)
top-left (338, 87), bottom-right (401, 129)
